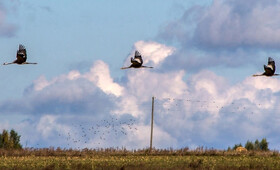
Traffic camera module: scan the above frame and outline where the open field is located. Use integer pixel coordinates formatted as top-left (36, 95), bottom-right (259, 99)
top-left (0, 148), bottom-right (280, 169)
top-left (1, 155), bottom-right (280, 170)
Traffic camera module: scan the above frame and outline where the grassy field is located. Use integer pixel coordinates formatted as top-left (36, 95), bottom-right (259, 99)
top-left (0, 148), bottom-right (280, 169)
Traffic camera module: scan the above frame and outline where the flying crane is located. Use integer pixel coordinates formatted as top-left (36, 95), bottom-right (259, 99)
top-left (253, 57), bottom-right (279, 76)
top-left (3, 44), bottom-right (37, 65)
top-left (121, 51), bottom-right (153, 69)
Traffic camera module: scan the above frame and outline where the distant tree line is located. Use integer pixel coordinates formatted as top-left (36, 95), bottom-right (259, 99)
top-left (229, 138), bottom-right (269, 151)
top-left (0, 129), bottom-right (22, 149)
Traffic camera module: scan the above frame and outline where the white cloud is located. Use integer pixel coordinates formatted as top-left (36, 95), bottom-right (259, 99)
top-left (159, 0), bottom-right (280, 73)
top-left (123, 41), bottom-right (175, 68)
top-left (85, 60), bottom-right (124, 97)
top-left (243, 76), bottom-right (280, 93)
top-left (33, 76), bottom-right (50, 91)
top-left (112, 95), bottom-right (143, 118)
top-left (123, 124), bottom-right (177, 149)
top-left (134, 41), bottom-right (175, 66)
top-left (126, 69), bottom-right (187, 100)
top-left (2, 41), bottom-right (280, 150)
top-left (166, 0), bottom-right (280, 48)
top-left (37, 115), bottom-right (60, 138)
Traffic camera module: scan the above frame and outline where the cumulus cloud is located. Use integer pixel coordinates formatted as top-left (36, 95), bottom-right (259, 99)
top-left (1, 41), bottom-right (280, 150)
top-left (84, 60), bottom-right (124, 97)
top-left (159, 0), bottom-right (280, 72)
top-left (36, 115), bottom-right (71, 139)
top-left (154, 70), bottom-right (280, 149)
top-left (123, 41), bottom-right (175, 68)
top-left (134, 41), bottom-right (175, 66)
top-left (162, 0), bottom-right (280, 49)
top-left (194, 0), bottom-right (280, 48)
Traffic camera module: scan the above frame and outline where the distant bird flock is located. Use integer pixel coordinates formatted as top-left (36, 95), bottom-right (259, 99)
top-left (58, 117), bottom-right (138, 148)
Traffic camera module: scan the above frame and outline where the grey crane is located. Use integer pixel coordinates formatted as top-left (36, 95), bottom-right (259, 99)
top-left (121, 51), bottom-right (153, 69)
top-left (3, 44), bottom-right (37, 65)
top-left (253, 57), bottom-right (279, 77)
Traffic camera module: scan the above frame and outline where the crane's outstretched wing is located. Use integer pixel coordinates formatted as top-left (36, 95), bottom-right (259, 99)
top-left (133, 50), bottom-right (143, 64)
top-left (141, 65), bottom-right (153, 68)
top-left (263, 57), bottom-right (276, 76)
top-left (19, 44), bottom-right (25, 50)
top-left (135, 50), bottom-right (141, 57)
top-left (16, 44), bottom-right (27, 63)
top-left (121, 66), bottom-right (131, 69)
top-left (268, 57), bottom-right (275, 65)
top-left (18, 44), bottom-right (27, 57)
top-left (252, 74), bottom-right (264, 77)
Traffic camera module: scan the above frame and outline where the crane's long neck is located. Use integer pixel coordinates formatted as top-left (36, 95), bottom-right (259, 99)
top-left (3, 62), bottom-right (15, 65)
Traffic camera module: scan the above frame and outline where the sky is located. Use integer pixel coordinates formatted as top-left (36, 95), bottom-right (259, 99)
top-left (1, 0), bottom-right (280, 150)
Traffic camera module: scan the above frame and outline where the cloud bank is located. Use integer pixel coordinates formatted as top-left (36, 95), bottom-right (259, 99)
top-left (159, 0), bottom-right (280, 72)
top-left (1, 0), bottom-right (280, 151)
top-left (1, 40), bottom-right (280, 150)
top-left (162, 0), bottom-right (280, 49)
top-left (194, 0), bottom-right (280, 48)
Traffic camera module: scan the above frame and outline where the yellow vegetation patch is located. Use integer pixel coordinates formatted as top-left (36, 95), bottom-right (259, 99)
top-left (236, 147), bottom-right (247, 152)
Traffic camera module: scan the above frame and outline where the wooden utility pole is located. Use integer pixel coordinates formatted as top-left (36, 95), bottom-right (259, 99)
top-left (150, 96), bottom-right (155, 153)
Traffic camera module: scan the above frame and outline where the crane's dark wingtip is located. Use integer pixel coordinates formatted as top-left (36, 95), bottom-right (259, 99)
top-left (141, 66), bottom-right (153, 68)
top-left (25, 62), bottom-right (38, 65)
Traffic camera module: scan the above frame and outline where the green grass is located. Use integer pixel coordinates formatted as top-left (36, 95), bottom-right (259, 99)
top-left (0, 148), bottom-right (279, 169)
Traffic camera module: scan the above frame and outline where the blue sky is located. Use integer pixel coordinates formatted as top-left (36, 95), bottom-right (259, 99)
top-left (1, 0), bottom-right (280, 150)
top-left (0, 0), bottom-right (211, 99)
